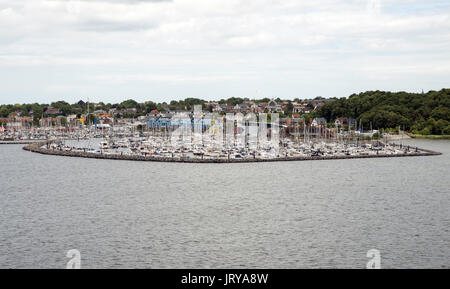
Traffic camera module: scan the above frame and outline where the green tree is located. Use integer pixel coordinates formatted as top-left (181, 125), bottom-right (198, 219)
top-left (0, 106), bottom-right (9, 118)
top-left (60, 116), bottom-right (68, 126)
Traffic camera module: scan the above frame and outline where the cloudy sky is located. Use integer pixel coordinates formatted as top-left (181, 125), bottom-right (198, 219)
top-left (0, 0), bottom-right (449, 104)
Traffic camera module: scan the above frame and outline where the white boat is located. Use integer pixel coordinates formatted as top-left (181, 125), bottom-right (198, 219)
top-left (99, 141), bottom-right (109, 149)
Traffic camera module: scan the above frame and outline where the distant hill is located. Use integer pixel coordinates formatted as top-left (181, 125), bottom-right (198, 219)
top-left (316, 89), bottom-right (450, 135)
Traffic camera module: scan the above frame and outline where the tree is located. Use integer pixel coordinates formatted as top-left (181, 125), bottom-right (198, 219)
top-left (0, 106), bottom-right (9, 118)
top-left (285, 101), bottom-right (294, 115)
top-left (316, 88), bottom-right (450, 135)
top-left (143, 101), bottom-right (157, 113)
top-left (119, 99), bottom-right (138, 109)
top-left (60, 117), bottom-right (68, 126)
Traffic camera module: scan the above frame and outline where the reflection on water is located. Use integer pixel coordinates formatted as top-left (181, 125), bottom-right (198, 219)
top-left (0, 139), bottom-right (449, 268)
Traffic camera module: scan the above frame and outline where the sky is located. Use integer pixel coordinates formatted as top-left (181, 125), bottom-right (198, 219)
top-left (0, 0), bottom-right (449, 104)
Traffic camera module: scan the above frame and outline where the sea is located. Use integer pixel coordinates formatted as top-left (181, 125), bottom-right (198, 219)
top-left (0, 139), bottom-right (448, 268)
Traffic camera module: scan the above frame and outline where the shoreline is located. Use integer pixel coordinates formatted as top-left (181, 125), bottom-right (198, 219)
top-left (22, 142), bottom-right (442, 164)
top-left (0, 141), bottom-right (48, 145)
top-left (408, 134), bottom-right (450, 140)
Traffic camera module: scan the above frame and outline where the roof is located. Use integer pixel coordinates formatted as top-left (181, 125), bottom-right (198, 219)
top-left (268, 100), bottom-right (278, 107)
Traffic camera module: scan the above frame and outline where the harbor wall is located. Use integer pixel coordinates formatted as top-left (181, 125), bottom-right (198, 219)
top-left (22, 142), bottom-right (442, 163)
top-left (0, 141), bottom-right (46, 145)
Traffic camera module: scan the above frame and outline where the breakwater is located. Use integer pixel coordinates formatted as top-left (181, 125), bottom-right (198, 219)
top-left (22, 142), bottom-right (442, 163)
top-left (0, 141), bottom-right (45, 145)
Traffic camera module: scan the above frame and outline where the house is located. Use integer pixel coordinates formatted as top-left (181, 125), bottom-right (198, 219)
top-left (160, 111), bottom-right (174, 118)
top-left (125, 108), bottom-right (137, 114)
top-left (7, 120), bottom-right (24, 129)
top-left (233, 103), bottom-right (249, 112)
top-left (335, 117), bottom-right (348, 126)
top-left (292, 103), bottom-right (309, 114)
top-left (1, 118), bottom-right (11, 124)
top-left (40, 117), bottom-right (59, 127)
top-left (240, 103), bottom-right (249, 111)
top-left (96, 114), bottom-right (113, 125)
top-left (149, 109), bottom-right (160, 116)
top-left (205, 102), bottom-right (218, 109)
top-left (94, 110), bottom-right (106, 115)
top-left (312, 117), bottom-right (327, 126)
top-left (286, 117), bottom-right (304, 126)
top-left (347, 118), bottom-right (356, 128)
top-left (267, 99), bottom-right (282, 112)
top-left (311, 99), bottom-right (324, 108)
top-left (44, 107), bottom-right (61, 115)
top-left (335, 117), bottom-right (356, 127)
top-left (66, 114), bottom-right (77, 122)
top-left (211, 103), bottom-right (223, 112)
top-left (65, 114), bottom-right (78, 126)
top-left (250, 103), bottom-right (264, 113)
top-left (19, 117), bottom-right (32, 123)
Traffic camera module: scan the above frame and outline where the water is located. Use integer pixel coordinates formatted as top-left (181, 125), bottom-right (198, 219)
top-left (0, 139), bottom-right (449, 268)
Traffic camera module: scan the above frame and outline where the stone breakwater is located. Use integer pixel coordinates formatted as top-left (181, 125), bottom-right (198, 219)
top-left (22, 142), bottom-right (442, 163)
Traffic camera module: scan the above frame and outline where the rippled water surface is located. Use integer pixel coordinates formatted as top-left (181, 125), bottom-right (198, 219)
top-left (0, 139), bottom-right (449, 268)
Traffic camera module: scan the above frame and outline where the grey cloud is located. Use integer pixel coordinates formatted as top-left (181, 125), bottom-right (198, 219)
top-left (76, 18), bottom-right (158, 31)
top-left (1, 0), bottom-right (449, 103)
top-left (73, 0), bottom-right (172, 3)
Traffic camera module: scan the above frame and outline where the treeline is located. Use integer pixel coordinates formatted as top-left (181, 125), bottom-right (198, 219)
top-left (0, 100), bottom-right (164, 118)
top-left (314, 89), bottom-right (450, 135)
top-left (0, 96), bottom-right (326, 118)
top-left (1, 89), bottom-right (449, 135)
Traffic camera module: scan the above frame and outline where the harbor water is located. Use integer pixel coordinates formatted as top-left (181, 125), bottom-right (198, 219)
top-left (0, 139), bottom-right (449, 268)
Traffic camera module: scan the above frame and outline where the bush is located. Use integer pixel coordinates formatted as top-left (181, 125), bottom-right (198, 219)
top-left (419, 126), bottom-right (432, 135)
top-left (443, 125), bottom-right (450, 135)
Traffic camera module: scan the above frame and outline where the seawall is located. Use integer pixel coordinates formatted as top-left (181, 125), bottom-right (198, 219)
top-left (1, 141), bottom-right (46, 145)
top-left (22, 142), bottom-right (442, 163)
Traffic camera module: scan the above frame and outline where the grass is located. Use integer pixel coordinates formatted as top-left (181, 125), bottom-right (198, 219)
top-left (408, 134), bottom-right (450, 140)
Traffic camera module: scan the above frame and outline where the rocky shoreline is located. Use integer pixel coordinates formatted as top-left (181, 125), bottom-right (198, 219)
top-left (21, 142), bottom-right (442, 163)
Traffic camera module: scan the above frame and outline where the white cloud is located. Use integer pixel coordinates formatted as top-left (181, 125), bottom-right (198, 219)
top-left (0, 0), bottom-right (449, 103)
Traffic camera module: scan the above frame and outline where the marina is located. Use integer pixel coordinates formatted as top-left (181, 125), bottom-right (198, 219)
top-left (20, 135), bottom-right (440, 163)
top-left (22, 141), bottom-right (441, 163)
top-left (1, 0), bottom-right (449, 272)
top-left (3, 115), bottom-right (440, 162)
